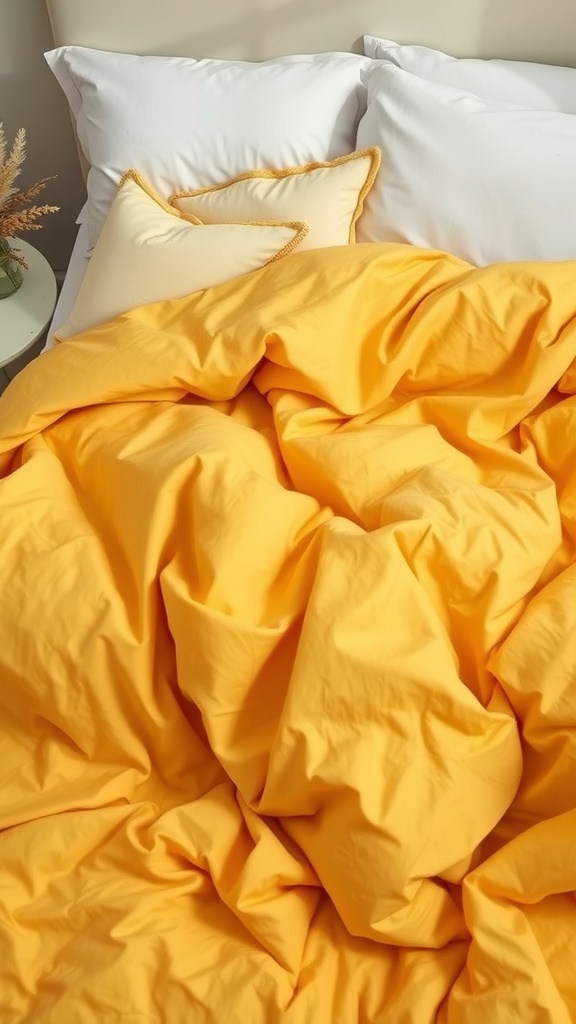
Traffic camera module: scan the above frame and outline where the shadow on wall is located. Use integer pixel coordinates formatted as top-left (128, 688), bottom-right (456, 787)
top-left (0, 0), bottom-right (86, 272)
top-left (45, 0), bottom-right (369, 59)
top-left (149, 0), bottom-right (365, 58)
top-left (475, 0), bottom-right (576, 64)
top-left (358, 0), bottom-right (576, 63)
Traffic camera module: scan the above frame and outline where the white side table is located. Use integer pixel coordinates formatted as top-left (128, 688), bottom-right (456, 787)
top-left (0, 238), bottom-right (57, 391)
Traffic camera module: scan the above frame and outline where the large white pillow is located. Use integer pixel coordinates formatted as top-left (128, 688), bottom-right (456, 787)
top-left (45, 45), bottom-right (369, 251)
top-left (363, 36), bottom-right (576, 113)
top-left (356, 64), bottom-right (576, 265)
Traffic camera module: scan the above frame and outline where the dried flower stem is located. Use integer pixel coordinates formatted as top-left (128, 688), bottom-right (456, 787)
top-left (0, 127), bottom-right (26, 207)
top-left (0, 123), bottom-right (59, 241)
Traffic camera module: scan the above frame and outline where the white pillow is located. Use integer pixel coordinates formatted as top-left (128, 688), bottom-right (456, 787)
top-left (356, 64), bottom-right (576, 265)
top-left (363, 36), bottom-right (576, 113)
top-left (45, 45), bottom-right (369, 251)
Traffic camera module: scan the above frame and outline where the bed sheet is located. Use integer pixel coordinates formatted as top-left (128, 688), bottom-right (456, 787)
top-left (45, 220), bottom-right (90, 349)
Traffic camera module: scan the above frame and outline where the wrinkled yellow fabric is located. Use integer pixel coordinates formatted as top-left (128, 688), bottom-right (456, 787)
top-left (1, 243), bottom-right (576, 1023)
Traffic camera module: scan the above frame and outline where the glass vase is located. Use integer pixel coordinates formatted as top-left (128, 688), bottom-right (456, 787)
top-left (0, 237), bottom-right (23, 299)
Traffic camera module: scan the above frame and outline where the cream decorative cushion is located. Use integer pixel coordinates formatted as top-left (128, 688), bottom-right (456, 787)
top-left (55, 171), bottom-right (307, 341)
top-left (170, 149), bottom-right (381, 250)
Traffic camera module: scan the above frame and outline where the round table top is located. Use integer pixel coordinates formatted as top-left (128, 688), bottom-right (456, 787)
top-left (0, 238), bottom-right (57, 369)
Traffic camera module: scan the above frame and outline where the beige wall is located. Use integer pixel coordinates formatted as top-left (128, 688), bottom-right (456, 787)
top-left (0, 0), bottom-right (85, 273)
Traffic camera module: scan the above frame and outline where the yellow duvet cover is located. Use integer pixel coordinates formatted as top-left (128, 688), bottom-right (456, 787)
top-left (1, 243), bottom-right (576, 1023)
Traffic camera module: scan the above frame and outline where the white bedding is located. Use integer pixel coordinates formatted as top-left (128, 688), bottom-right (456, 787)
top-left (45, 221), bottom-right (91, 349)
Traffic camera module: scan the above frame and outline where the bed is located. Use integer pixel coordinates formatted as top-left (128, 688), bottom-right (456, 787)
top-left (2, 2), bottom-right (576, 1021)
